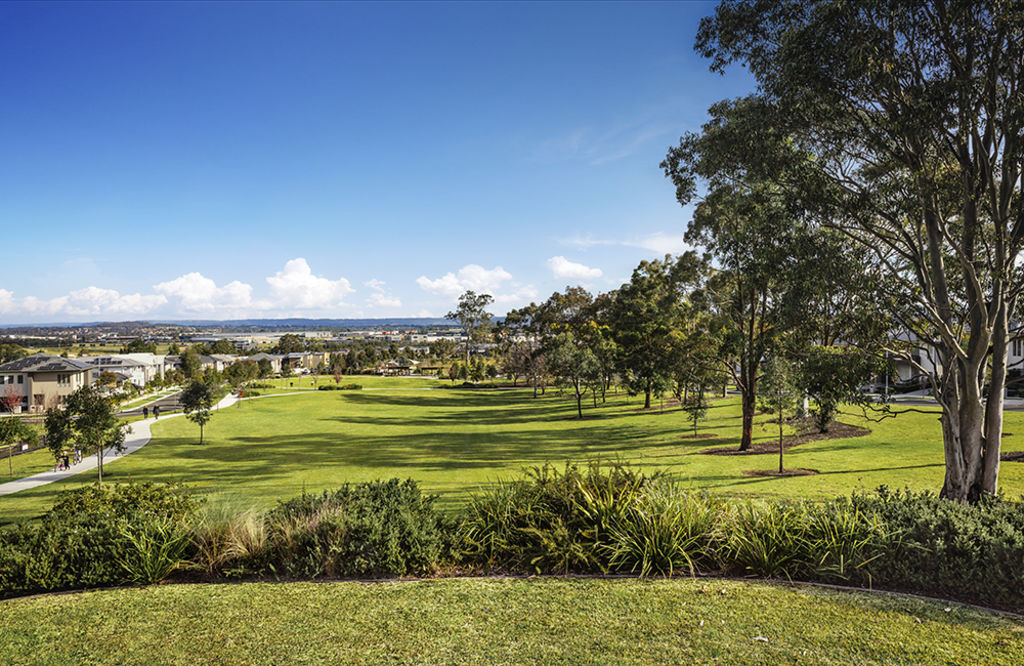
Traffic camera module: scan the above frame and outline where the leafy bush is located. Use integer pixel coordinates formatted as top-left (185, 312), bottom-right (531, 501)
top-left (847, 488), bottom-right (1024, 607)
top-left (0, 483), bottom-right (199, 597)
top-left (317, 383), bottom-right (362, 391)
top-left (261, 479), bottom-right (451, 578)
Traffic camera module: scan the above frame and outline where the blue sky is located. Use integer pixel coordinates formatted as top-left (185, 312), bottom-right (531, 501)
top-left (0, 1), bottom-right (754, 324)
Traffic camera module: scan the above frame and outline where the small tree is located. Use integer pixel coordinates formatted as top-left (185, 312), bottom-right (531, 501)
top-left (181, 380), bottom-right (214, 444)
top-left (44, 385), bottom-right (128, 487)
top-left (758, 356), bottom-right (799, 474)
top-left (548, 333), bottom-right (601, 419)
top-left (257, 358), bottom-right (272, 379)
top-left (446, 290), bottom-right (495, 365)
top-left (0, 384), bottom-right (21, 413)
top-left (796, 346), bottom-right (881, 433)
top-left (682, 393), bottom-right (709, 438)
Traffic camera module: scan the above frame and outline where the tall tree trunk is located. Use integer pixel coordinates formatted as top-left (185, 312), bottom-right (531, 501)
top-left (983, 304), bottom-right (1008, 496)
top-left (778, 405), bottom-right (784, 474)
top-left (740, 388), bottom-right (755, 452)
top-left (937, 353), bottom-right (988, 503)
top-left (644, 389), bottom-right (651, 410)
top-left (97, 446), bottom-right (104, 489)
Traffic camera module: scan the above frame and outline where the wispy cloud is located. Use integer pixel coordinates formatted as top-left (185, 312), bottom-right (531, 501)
top-left (562, 231), bottom-right (691, 256)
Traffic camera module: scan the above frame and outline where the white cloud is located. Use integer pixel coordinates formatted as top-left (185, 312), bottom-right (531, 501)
top-left (416, 264), bottom-right (513, 297)
top-left (0, 289), bottom-right (15, 314)
top-left (632, 232), bottom-right (691, 255)
top-left (21, 295), bottom-right (68, 316)
top-left (368, 292), bottom-right (402, 308)
top-left (493, 286), bottom-right (538, 306)
top-left (63, 287), bottom-right (167, 316)
top-left (266, 258), bottom-right (354, 310)
top-left (364, 278), bottom-right (386, 291)
top-left (0, 287), bottom-right (166, 319)
top-left (155, 272), bottom-right (254, 312)
top-left (546, 256), bottom-right (603, 280)
top-left (562, 231), bottom-right (690, 256)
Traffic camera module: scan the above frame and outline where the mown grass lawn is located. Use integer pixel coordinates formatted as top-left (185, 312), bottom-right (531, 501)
top-left (0, 578), bottom-right (1021, 665)
top-left (257, 373), bottom-right (448, 390)
top-left (2, 384), bottom-right (1024, 524)
top-left (0, 447), bottom-right (56, 481)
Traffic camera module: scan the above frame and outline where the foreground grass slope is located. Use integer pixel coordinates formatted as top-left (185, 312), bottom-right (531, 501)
top-left (3, 386), bottom-right (1024, 524)
top-left (1, 578), bottom-right (1021, 665)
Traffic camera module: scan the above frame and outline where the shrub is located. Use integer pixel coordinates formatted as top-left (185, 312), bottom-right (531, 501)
top-left (262, 479), bottom-right (451, 578)
top-left (317, 383), bottom-right (362, 391)
top-left (847, 488), bottom-right (1024, 608)
top-left (0, 483), bottom-right (199, 597)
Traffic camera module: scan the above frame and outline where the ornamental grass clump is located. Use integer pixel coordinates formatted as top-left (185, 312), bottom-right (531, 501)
top-left (458, 462), bottom-right (659, 573)
top-left (189, 504), bottom-right (268, 575)
top-left (606, 485), bottom-right (722, 577)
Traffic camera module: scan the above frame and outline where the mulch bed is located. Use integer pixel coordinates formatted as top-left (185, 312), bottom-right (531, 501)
top-left (701, 417), bottom-right (870, 456)
top-left (1001, 451), bottom-right (1024, 463)
top-left (742, 468), bottom-right (820, 477)
top-left (679, 433), bottom-right (717, 440)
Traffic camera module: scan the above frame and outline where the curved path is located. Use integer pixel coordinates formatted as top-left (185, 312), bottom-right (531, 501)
top-left (0, 393), bottom-right (240, 497)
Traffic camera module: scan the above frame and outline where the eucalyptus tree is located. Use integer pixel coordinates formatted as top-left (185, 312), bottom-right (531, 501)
top-left (692, 0), bottom-right (1024, 501)
top-left (502, 304), bottom-right (548, 397)
top-left (446, 291), bottom-right (495, 365)
top-left (610, 253), bottom-right (706, 410)
top-left (659, 158), bottom-right (809, 449)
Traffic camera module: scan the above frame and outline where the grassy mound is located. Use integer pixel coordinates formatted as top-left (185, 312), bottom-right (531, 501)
top-left (1, 578), bottom-right (1021, 664)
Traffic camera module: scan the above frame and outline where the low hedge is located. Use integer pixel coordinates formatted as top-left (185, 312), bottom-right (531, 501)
top-left (317, 384), bottom-right (362, 391)
top-left (2, 469), bottom-right (1022, 611)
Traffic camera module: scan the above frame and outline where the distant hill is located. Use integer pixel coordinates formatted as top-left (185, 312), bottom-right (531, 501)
top-left (0, 318), bottom-right (454, 332)
top-left (152, 318), bottom-right (454, 328)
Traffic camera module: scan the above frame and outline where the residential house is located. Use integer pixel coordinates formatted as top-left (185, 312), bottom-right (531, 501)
top-left (0, 354), bottom-right (92, 413)
top-left (249, 352), bottom-right (283, 374)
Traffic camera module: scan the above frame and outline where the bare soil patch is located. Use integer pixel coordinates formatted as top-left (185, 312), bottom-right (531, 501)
top-left (700, 417), bottom-right (870, 456)
top-left (1001, 451), bottom-right (1024, 463)
top-left (742, 468), bottom-right (820, 478)
top-left (678, 433), bottom-right (716, 440)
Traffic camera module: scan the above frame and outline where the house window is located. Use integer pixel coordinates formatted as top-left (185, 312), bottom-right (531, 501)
top-left (1014, 340), bottom-right (1023, 358)
top-left (17, 375), bottom-right (23, 384)
top-left (57, 374), bottom-right (70, 386)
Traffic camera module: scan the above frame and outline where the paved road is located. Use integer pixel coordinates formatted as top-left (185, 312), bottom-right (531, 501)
top-left (117, 390), bottom-right (185, 419)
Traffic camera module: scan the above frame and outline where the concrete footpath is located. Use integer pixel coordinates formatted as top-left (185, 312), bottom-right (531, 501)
top-left (0, 393), bottom-right (239, 497)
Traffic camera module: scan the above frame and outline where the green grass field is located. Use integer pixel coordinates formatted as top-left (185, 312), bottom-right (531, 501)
top-left (0, 578), bottom-right (1020, 664)
top-left (3, 383), bottom-right (1024, 524)
top-left (0, 447), bottom-right (55, 481)
top-left (258, 373), bottom-right (448, 390)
